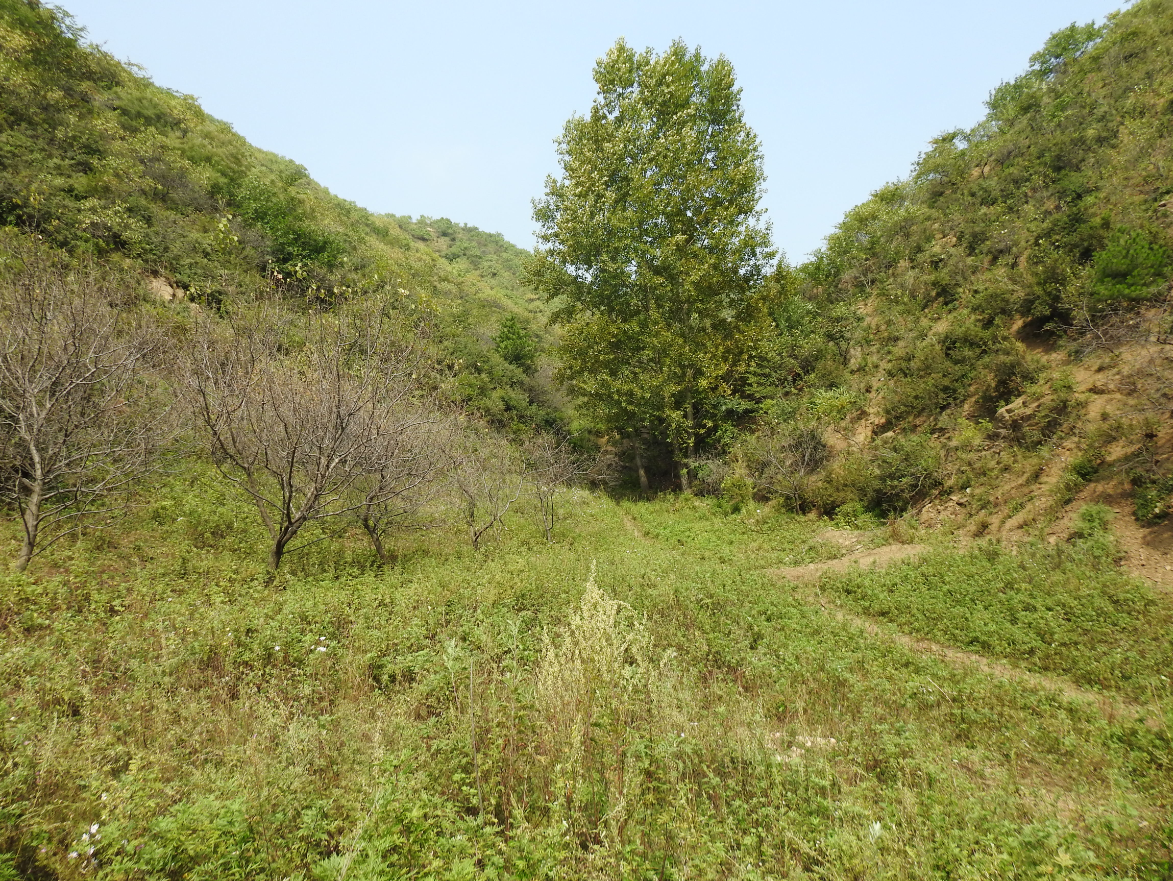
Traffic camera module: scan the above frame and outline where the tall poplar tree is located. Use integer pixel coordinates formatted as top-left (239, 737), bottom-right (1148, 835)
top-left (527, 39), bottom-right (776, 489)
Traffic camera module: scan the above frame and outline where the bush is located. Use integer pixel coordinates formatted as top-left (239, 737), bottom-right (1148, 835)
top-left (870, 434), bottom-right (943, 514)
top-left (1091, 227), bottom-right (1171, 305)
top-left (493, 314), bottom-right (538, 375)
top-left (740, 422), bottom-right (829, 511)
top-left (719, 469), bottom-right (755, 509)
top-left (689, 456), bottom-right (729, 496)
top-left (1132, 472), bottom-right (1173, 524)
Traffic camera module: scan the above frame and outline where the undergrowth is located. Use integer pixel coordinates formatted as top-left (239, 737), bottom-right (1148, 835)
top-left (1, 477), bottom-right (1171, 879)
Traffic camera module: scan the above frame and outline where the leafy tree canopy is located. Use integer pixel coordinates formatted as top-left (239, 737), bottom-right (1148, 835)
top-left (526, 39), bottom-right (776, 477)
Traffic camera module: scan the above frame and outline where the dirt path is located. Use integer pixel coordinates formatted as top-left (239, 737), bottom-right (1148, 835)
top-left (770, 558), bottom-right (1162, 727)
top-left (620, 511), bottom-right (1165, 725)
top-left (620, 509), bottom-right (648, 540)
top-left (773, 542), bottom-right (930, 582)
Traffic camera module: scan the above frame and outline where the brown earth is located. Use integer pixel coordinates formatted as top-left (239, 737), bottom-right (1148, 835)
top-left (773, 541), bottom-right (930, 583)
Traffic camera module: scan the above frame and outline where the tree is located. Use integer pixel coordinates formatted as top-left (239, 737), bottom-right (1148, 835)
top-left (186, 300), bottom-right (424, 571)
top-left (351, 409), bottom-right (452, 566)
top-left (742, 422), bottom-right (828, 512)
top-left (0, 242), bottom-right (165, 571)
top-left (493, 314), bottom-right (538, 375)
top-left (445, 425), bottom-right (527, 550)
top-left (526, 39), bottom-right (776, 489)
top-left (522, 432), bottom-right (608, 542)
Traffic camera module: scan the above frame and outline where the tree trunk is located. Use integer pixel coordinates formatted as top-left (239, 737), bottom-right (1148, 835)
top-left (634, 445), bottom-right (650, 493)
top-left (539, 494), bottom-right (555, 543)
top-left (268, 539), bottom-right (286, 572)
top-left (14, 480), bottom-right (41, 573)
top-left (361, 514), bottom-right (390, 565)
top-left (268, 520), bottom-right (302, 571)
top-left (682, 400), bottom-right (696, 494)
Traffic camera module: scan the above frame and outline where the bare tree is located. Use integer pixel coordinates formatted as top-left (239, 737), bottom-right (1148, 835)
top-left (523, 432), bottom-right (604, 542)
top-left (1065, 295), bottom-right (1173, 418)
top-left (185, 301), bottom-right (424, 570)
top-left (446, 427), bottom-right (527, 550)
top-left (0, 244), bottom-right (164, 571)
top-left (351, 409), bottom-right (452, 565)
top-left (744, 422), bottom-right (829, 511)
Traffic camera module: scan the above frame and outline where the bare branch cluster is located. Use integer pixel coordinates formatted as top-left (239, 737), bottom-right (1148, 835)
top-left (183, 300), bottom-right (442, 570)
top-left (1065, 296), bottom-right (1173, 420)
top-left (0, 245), bottom-right (599, 573)
top-left (446, 428), bottom-right (528, 550)
top-left (0, 244), bottom-right (168, 571)
top-left (522, 433), bottom-right (609, 542)
top-left (742, 423), bottom-right (829, 512)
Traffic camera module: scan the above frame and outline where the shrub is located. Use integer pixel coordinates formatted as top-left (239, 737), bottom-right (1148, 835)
top-left (740, 422), bottom-right (829, 511)
top-left (493, 314), bottom-right (538, 375)
top-left (1091, 227), bottom-right (1171, 305)
top-left (1132, 472), bottom-right (1173, 524)
top-left (719, 468), bottom-right (755, 509)
top-left (870, 434), bottom-right (943, 514)
top-left (689, 455), bottom-right (729, 497)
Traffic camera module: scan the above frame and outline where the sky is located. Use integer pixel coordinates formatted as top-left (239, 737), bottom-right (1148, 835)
top-left (61, 0), bottom-right (1120, 263)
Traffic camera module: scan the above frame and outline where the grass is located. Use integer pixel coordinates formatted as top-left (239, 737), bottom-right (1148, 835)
top-left (816, 537), bottom-right (1173, 700)
top-left (0, 475), bottom-right (1171, 879)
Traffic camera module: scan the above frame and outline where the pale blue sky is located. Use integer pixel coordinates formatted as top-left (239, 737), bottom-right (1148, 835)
top-left (63, 0), bottom-right (1119, 262)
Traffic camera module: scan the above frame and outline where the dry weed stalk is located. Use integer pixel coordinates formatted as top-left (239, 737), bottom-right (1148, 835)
top-left (534, 567), bottom-right (680, 848)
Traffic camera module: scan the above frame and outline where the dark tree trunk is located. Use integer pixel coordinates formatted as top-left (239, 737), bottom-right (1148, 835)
top-left (634, 445), bottom-right (650, 493)
top-left (14, 479), bottom-right (42, 573)
top-left (360, 513), bottom-right (391, 565)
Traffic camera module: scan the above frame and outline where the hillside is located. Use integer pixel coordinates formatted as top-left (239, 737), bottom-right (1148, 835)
top-left (0, 0), bottom-right (557, 430)
top-left (741, 0), bottom-right (1173, 580)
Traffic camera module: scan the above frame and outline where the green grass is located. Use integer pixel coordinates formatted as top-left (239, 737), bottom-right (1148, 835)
top-left (817, 539), bottom-right (1173, 700)
top-left (1, 477), bottom-right (1171, 879)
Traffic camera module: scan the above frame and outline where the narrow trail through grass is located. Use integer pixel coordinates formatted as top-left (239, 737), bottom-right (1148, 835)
top-left (772, 542), bottom-right (930, 582)
top-left (749, 530), bottom-right (1165, 727)
top-left (629, 498), bottom-right (1169, 730)
top-left (783, 576), bottom-right (1163, 728)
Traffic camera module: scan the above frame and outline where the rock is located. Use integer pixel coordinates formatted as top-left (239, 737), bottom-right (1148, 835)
top-left (148, 277), bottom-right (183, 302)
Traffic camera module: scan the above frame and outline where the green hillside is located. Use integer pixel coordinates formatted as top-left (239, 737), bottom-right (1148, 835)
top-left (737, 0), bottom-right (1173, 530)
top-left (0, 0), bottom-right (556, 430)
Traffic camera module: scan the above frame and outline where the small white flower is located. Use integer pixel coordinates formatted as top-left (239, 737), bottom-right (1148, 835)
top-left (318, 636), bottom-right (326, 641)
top-left (90, 823), bottom-right (99, 834)
top-left (81, 833), bottom-right (89, 842)
top-left (100, 793), bottom-right (108, 801)
top-left (68, 852), bottom-right (78, 859)
top-left (274, 645), bottom-right (281, 651)
top-left (316, 646), bottom-right (327, 652)
top-left (868, 821), bottom-right (882, 841)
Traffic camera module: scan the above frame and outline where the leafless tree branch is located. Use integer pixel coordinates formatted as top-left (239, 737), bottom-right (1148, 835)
top-left (0, 241), bottom-right (168, 571)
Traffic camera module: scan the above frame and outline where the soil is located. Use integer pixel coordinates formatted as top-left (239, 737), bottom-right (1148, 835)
top-left (773, 542), bottom-right (930, 583)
